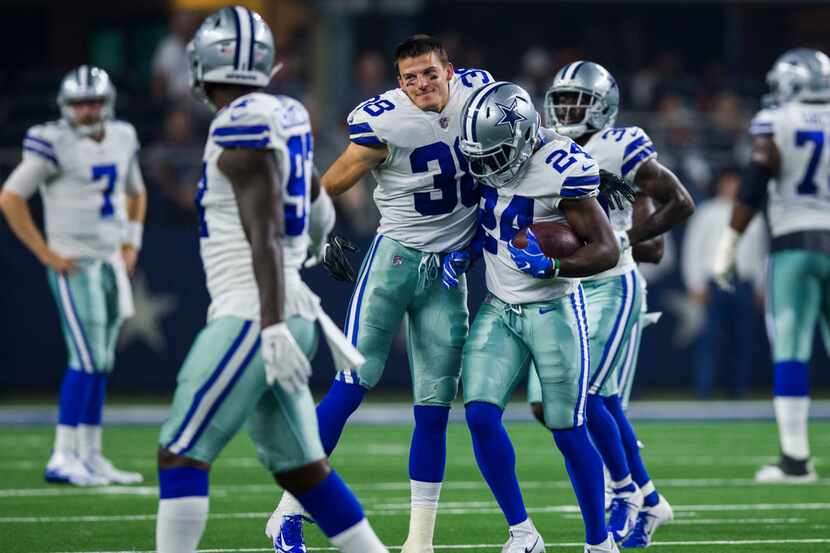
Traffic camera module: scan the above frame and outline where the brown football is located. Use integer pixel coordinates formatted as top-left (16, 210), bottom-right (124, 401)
top-left (512, 221), bottom-right (582, 259)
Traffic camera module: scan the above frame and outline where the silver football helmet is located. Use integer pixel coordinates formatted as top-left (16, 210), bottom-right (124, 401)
top-left (764, 48), bottom-right (830, 107)
top-left (188, 5), bottom-right (275, 109)
top-left (544, 61), bottom-right (619, 139)
top-left (459, 81), bottom-right (540, 188)
top-left (57, 65), bottom-right (116, 137)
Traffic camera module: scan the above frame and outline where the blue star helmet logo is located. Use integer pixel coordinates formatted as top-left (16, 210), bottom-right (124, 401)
top-left (495, 97), bottom-right (528, 133)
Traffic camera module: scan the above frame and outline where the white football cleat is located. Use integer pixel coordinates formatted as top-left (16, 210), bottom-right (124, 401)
top-left (608, 486), bottom-right (643, 542)
top-left (621, 494), bottom-right (674, 548)
top-left (755, 455), bottom-right (818, 483)
top-left (44, 451), bottom-right (108, 486)
top-left (85, 454), bottom-right (143, 484)
top-left (585, 533), bottom-right (620, 552)
top-left (502, 519), bottom-right (545, 553)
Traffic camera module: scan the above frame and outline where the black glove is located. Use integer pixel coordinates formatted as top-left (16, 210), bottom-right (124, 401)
top-left (322, 235), bottom-right (359, 282)
top-left (598, 169), bottom-right (637, 210)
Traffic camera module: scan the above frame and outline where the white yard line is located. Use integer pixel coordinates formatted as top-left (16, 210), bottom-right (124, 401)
top-left (2, 477), bottom-right (828, 498)
top-left (48, 538), bottom-right (830, 553)
top-left (4, 504), bottom-right (830, 524)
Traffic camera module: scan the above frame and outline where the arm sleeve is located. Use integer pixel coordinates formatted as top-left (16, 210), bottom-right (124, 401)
top-left (211, 101), bottom-right (278, 151)
top-left (347, 103), bottom-right (387, 147)
top-left (3, 156), bottom-right (56, 199)
top-left (748, 110), bottom-right (775, 137)
top-left (555, 150), bottom-right (600, 205)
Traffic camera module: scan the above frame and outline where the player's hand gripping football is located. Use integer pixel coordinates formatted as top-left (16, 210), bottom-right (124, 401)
top-left (598, 169), bottom-right (636, 210)
top-left (442, 250), bottom-right (471, 289)
top-left (508, 229), bottom-right (559, 279)
top-left (261, 323), bottom-right (311, 393)
top-left (321, 235), bottom-right (359, 282)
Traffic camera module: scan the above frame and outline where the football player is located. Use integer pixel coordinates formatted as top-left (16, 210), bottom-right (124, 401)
top-left (452, 81), bottom-right (621, 553)
top-left (0, 66), bottom-right (146, 486)
top-left (533, 61), bottom-right (695, 547)
top-left (268, 34), bottom-right (492, 553)
top-left (154, 8), bottom-right (386, 553)
top-left (713, 48), bottom-right (830, 483)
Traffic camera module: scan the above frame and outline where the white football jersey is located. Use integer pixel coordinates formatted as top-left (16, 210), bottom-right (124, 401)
top-left (199, 92), bottom-right (313, 321)
top-left (347, 68), bottom-right (494, 252)
top-left (580, 126), bottom-right (657, 280)
top-left (750, 102), bottom-right (830, 237)
top-left (482, 130), bottom-right (600, 305)
top-left (6, 119), bottom-right (143, 259)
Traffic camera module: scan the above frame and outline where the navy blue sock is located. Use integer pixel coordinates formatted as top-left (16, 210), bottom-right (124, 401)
top-left (585, 394), bottom-right (633, 488)
top-left (315, 379), bottom-right (367, 456)
top-left (465, 401), bottom-right (527, 526)
top-left (297, 470), bottom-right (364, 538)
top-left (409, 405), bottom-right (450, 482)
top-left (80, 374), bottom-right (107, 425)
top-left (774, 360), bottom-right (809, 396)
top-left (57, 368), bottom-right (93, 426)
top-left (158, 466), bottom-right (209, 499)
top-left (603, 394), bottom-right (658, 506)
top-left (553, 425), bottom-right (608, 545)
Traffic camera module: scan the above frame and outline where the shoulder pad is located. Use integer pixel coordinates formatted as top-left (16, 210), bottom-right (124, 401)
top-left (749, 109), bottom-right (776, 136)
top-left (22, 122), bottom-right (62, 167)
top-left (211, 93), bottom-right (280, 150)
top-left (347, 89), bottom-right (406, 147)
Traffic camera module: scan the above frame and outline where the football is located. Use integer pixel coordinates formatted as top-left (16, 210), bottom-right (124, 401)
top-left (512, 221), bottom-right (582, 259)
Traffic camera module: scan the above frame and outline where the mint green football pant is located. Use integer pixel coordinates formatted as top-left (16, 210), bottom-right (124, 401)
top-left (338, 235), bottom-right (469, 406)
top-left (159, 316), bottom-right (325, 473)
top-left (528, 269), bottom-right (643, 404)
top-left (47, 261), bottom-right (124, 374)
top-left (766, 249), bottom-right (830, 363)
top-left (462, 287), bottom-right (590, 429)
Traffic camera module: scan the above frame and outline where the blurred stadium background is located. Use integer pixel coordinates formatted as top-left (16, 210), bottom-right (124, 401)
top-left (1, 0), bottom-right (829, 400)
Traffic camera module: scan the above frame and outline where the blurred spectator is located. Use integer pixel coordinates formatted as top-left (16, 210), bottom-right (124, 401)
top-left (652, 93), bottom-right (712, 198)
top-left (514, 46), bottom-right (554, 107)
top-left (706, 91), bottom-right (752, 167)
top-left (143, 106), bottom-right (202, 226)
top-left (348, 50), bottom-right (394, 111)
top-left (152, 10), bottom-right (202, 102)
top-left (681, 168), bottom-right (768, 398)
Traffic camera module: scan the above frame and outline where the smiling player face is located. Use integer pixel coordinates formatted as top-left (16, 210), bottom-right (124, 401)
top-left (397, 52), bottom-right (454, 113)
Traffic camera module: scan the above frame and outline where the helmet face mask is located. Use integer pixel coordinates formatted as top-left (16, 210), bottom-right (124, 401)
top-left (459, 82), bottom-right (540, 188)
top-left (57, 65), bottom-right (115, 137)
top-left (544, 61), bottom-right (619, 139)
top-left (188, 6), bottom-right (275, 110)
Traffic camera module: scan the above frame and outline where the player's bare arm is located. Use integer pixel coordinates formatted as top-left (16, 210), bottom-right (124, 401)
top-left (729, 135), bottom-right (780, 233)
top-left (628, 158), bottom-right (695, 246)
top-left (0, 188), bottom-right (75, 272)
top-left (123, 190), bottom-right (147, 276)
top-left (218, 147), bottom-right (285, 327)
top-left (631, 194), bottom-right (664, 264)
top-left (559, 197), bottom-right (620, 276)
top-left (321, 141), bottom-right (387, 196)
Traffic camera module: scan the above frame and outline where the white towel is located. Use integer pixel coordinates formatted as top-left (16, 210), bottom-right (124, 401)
top-left (107, 251), bottom-right (135, 319)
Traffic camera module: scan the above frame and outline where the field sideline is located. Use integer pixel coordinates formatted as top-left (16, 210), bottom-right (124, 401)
top-left (1, 420), bottom-right (828, 553)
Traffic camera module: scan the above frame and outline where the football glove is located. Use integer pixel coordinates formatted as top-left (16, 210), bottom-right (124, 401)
top-left (712, 227), bottom-right (740, 292)
top-left (321, 235), bottom-right (359, 282)
top-left (261, 323), bottom-right (311, 393)
top-left (442, 250), bottom-right (471, 289)
top-left (599, 169), bottom-right (637, 210)
top-left (508, 229), bottom-right (559, 279)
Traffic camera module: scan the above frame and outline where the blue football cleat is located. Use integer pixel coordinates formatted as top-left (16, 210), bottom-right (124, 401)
top-left (621, 494), bottom-right (674, 548)
top-left (608, 486), bottom-right (643, 542)
top-left (273, 514), bottom-right (307, 553)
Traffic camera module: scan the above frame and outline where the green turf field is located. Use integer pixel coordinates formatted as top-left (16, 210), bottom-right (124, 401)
top-left (1, 420), bottom-right (828, 553)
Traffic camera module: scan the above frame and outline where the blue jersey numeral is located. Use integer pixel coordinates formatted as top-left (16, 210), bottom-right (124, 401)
top-left (602, 128), bottom-right (627, 142)
top-left (196, 162), bottom-right (208, 237)
top-left (91, 164), bottom-right (117, 219)
top-left (359, 96), bottom-right (395, 117)
top-left (285, 132), bottom-right (313, 236)
top-left (795, 130), bottom-right (825, 196)
top-left (411, 140), bottom-right (479, 216)
top-left (479, 184), bottom-right (534, 254)
top-left (455, 68), bottom-right (492, 88)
